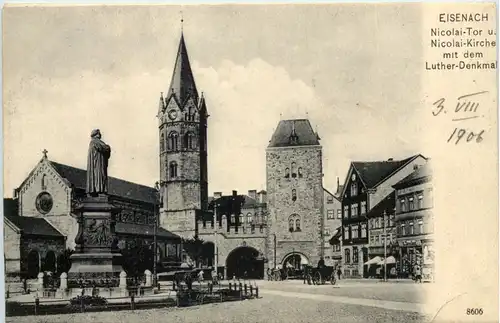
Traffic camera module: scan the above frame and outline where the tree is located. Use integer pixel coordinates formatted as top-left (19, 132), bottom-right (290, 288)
top-left (57, 248), bottom-right (73, 276)
top-left (181, 236), bottom-right (214, 267)
top-left (121, 238), bottom-right (153, 284)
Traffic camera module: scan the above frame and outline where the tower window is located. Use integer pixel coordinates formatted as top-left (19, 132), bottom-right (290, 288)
top-left (285, 168), bottom-right (290, 179)
top-left (184, 132), bottom-right (196, 150)
top-left (160, 133), bottom-right (165, 152)
top-left (291, 162), bottom-right (297, 178)
top-left (169, 161), bottom-right (178, 178)
top-left (292, 189), bottom-right (297, 202)
top-left (168, 131), bottom-right (179, 151)
top-left (288, 214), bottom-right (301, 232)
top-left (298, 167), bottom-right (303, 178)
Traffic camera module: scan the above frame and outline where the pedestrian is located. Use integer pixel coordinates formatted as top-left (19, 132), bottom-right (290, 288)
top-left (415, 266), bottom-right (422, 283)
top-left (337, 268), bottom-right (342, 280)
top-left (211, 269), bottom-right (218, 285)
top-left (198, 269), bottom-right (204, 284)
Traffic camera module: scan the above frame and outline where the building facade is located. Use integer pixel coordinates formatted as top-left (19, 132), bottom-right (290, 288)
top-left (340, 155), bottom-right (427, 277)
top-left (323, 186), bottom-right (342, 265)
top-left (393, 164), bottom-right (434, 280)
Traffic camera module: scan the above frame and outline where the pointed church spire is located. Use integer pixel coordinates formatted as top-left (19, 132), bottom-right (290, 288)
top-left (166, 29), bottom-right (198, 106)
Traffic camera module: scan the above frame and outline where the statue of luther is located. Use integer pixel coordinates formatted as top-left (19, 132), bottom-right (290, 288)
top-left (86, 129), bottom-right (111, 196)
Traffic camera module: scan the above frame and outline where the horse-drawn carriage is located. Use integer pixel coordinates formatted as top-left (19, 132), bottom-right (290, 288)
top-left (268, 264), bottom-right (337, 285)
top-left (304, 265), bottom-right (337, 285)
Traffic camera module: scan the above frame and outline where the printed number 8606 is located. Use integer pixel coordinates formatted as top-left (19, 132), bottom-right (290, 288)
top-left (466, 308), bottom-right (483, 315)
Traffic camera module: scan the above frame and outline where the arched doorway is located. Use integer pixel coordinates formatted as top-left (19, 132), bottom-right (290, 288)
top-left (282, 252), bottom-right (309, 270)
top-left (226, 246), bottom-right (264, 279)
top-left (27, 250), bottom-right (40, 278)
top-left (43, 250), bottom-right (56, 273)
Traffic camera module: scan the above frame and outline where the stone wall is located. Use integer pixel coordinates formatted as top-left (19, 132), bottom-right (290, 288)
top-left (160, 209), bottom-right (196, 239)
top-left (4, 222), bottom-right (21, 274)
top-left (266, 146), bottom-right (324, 267)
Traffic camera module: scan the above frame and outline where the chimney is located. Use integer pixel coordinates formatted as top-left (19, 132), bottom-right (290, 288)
top-left (337, 177), bottom-right (340, 189)
top-left (388, 158), bottom-right (394, 161)
top-left (232, 190), bottom-right (238, 197)
top-left (214, 192), bottom-right (222, 199)
top-left (248, 190), bottom-right (257, 200)
top-left (258, 191), bottom-right (267, 204)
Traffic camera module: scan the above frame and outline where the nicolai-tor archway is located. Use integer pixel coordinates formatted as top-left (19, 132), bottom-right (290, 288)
top-left (282, 252), bottom-right (309, 270)
top-left (226, 246), bottom-right (264, 279)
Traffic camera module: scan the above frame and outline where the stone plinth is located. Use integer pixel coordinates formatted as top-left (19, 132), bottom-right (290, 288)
top-left (68, 195), bottom-right (123, 288)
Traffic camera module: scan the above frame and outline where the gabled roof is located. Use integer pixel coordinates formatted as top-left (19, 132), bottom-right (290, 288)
top-left (393, 163), bottom-right (432, 190)
top-left (268, 119), bottom-right (320, 148)
top-left (49, 161), bottom-right (157, 204)
top-left (208, 194), bottom-right (261, 210)
top-left (365, 191), bottom-right (396, 218)
top-left (4, 214), bottom-right (64, 238)
top-left (166, 33), bottom-right (198, 107)
top-left (351, 154), bottom-right (425, 189)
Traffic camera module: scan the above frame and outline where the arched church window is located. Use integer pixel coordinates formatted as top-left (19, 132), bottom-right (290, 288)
top-left (285, 168), bottom-right (290, 179)
top-left (295, 219), bottom-right (301, 231)
top-left (169, 161), bottom-right (178, 178)
top-left (231, 214), bottom-right (235, 224)
top-left (291, 162), bottom-right (297, 178)
top-left (298, 167), bottom-right (303, 178)
top-left (292, 189), bottom-right (297, 202)
top-left (288, 218), bottom-right (294, 232)
top-left (184, 132), bottom-right (196, 150)
top-left (160, 133), bottom-right (165, 152)
top-left (168, 131), bottom-right (179, 151)
top-left (239, 214), bottom-right (244, 225)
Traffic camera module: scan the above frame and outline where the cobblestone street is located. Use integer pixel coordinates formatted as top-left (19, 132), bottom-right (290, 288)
top-left (6, 280), bottom-right (431, 323)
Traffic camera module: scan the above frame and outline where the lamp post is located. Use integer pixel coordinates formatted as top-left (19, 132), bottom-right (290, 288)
top-left (383, 210), bottom-right (387, 282)
top-left (153, 181), bottom-right (164, 287)
top-left (213, 199), bottom-right (218, 275)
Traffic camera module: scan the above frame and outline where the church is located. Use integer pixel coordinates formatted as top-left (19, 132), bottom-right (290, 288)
top-left (4, 31), bottom-right (341, 281)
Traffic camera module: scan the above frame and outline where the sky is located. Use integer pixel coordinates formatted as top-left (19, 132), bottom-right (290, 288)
top-left (3, 4), bottom-right (425, 197)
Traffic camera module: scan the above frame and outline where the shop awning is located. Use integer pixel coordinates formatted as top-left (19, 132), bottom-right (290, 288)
top-left (377, 256), bottom-right (396, 265)
top-left (364, 256), bottom-right (382, 265)
top-left (329, 227), bottom-right (342, 245)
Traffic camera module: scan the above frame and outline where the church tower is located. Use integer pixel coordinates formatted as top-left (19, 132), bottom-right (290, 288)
top-left (157, 33), bottom-right (208, 238)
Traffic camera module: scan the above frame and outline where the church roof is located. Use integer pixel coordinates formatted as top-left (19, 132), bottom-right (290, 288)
top-left (49, 161), bottom-right (157, 204)
top-left (351, 155), bottom-right (424, 189)
top-left (116, 222), bottom-right (180, 240)
top-left (166, 33), bottom-right (198, 106)
top-left (4, 213), bottom-right (64, 238)
top-left (268, 119), bottom-right (320, 148)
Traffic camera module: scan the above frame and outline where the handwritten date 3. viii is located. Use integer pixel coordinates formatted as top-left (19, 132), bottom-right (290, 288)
top-left (432, 91), bottom-right (487, 145)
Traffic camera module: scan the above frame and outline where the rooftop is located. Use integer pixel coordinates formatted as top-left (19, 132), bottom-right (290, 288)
top-left (268, 119), bottom-right (320, 148)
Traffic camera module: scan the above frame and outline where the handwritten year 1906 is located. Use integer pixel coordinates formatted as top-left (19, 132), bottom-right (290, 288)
top-left (432, 91), bottom-right (487, 145)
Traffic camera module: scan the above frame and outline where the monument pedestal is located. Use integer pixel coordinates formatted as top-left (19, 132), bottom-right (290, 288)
top-left (68, 195), bottom-right (123, 288)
